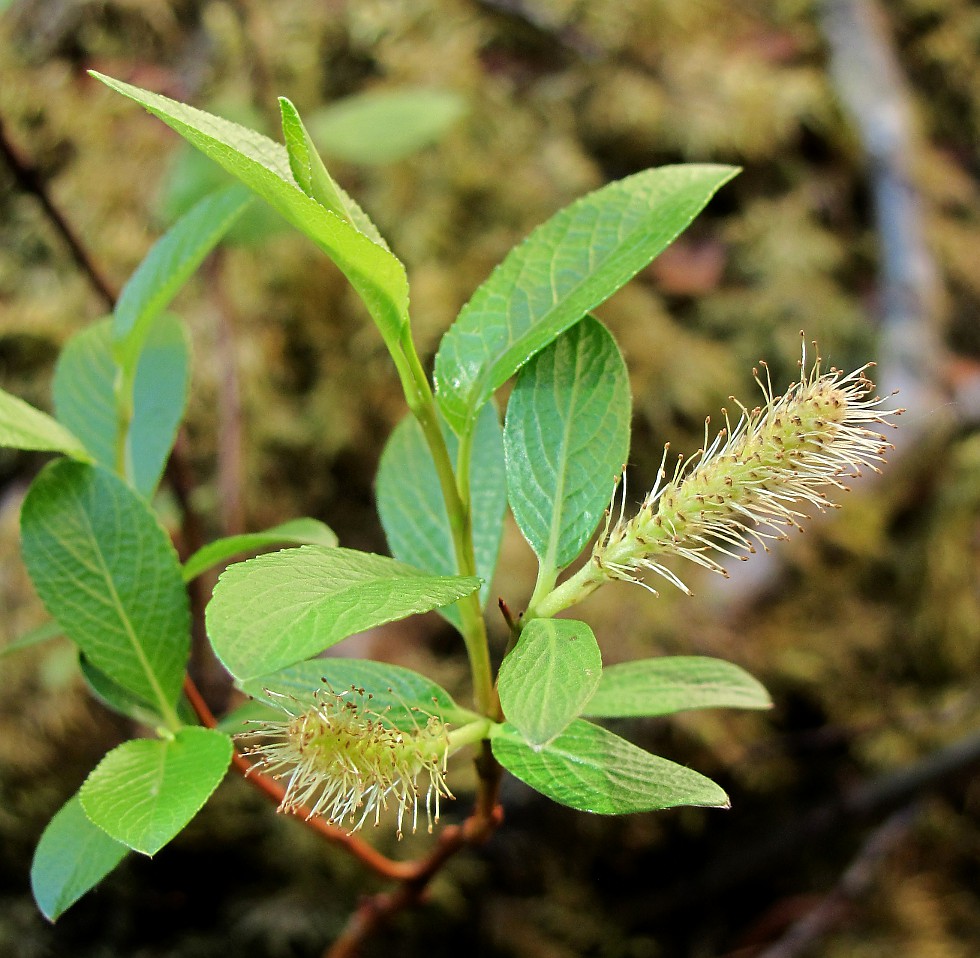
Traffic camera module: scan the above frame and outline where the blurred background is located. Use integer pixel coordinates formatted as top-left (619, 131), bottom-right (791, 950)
top-left (1, 0), bottom-right (978, 956)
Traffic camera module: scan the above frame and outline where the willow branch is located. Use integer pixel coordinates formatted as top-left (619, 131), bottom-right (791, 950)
top-left (0, 115), bottom-right (117, 308)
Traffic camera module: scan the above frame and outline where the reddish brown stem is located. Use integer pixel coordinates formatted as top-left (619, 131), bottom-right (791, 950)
top-left (182, 674), bottom-right (422, 881)
top-left (325, 804), bottom-right (505, 958)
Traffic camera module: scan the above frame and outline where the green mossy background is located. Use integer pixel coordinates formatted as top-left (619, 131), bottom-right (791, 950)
top-left (1, 1), bottom-right (978, 956)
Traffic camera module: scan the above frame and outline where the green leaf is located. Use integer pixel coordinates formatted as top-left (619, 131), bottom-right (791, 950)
top-left (585, 656), bottom-right (772, 718)
top-left (491, 719), bottom-right (729, 813)
top-left (79, 727), bottom-right (233, 856)
top-left (113, 184), bottom-right (251, 372)
top-left (31, 794), bottom-right (128, 921)
top-left (53, 317), bottom-right (190, 498)
top-left (206, 545), bottom-right (480, 682)
top-left (241, 658), bottom-right (474, 729)
top-left (20, 461), bottom-right (190, 724)
top-left (504, 316), bottom-right (630, 571)
top-left (376, 401), bottom-right (506, 627)
top-left (497, 618), bottom-right (602, 747)
top-left (91, 72), bottom-right (410, 353)
top-left (0, 387), bottom-right (89, 459)
top-left (309, 87), bottom-right (466, 165)
top-left (434, 164), bottom-right (739, 434)
top-left (1, 619), bottom-right (62, 658)
top-left (182, 517), bottom-right (339, 582)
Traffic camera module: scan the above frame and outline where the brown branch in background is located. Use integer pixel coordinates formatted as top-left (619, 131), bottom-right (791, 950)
top-left (820, 0), bottom-right (948, 440)
top-left (644, 726), bottom-right (980, 926)
top-left (0, 116), bottom-right (117, 309)
top-left (750, 804), bottom-right (917, 958)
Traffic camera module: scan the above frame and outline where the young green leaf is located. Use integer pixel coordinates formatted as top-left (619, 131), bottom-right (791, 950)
top-left (376, 401), bottom-right (506, 626)
top-left (53, 317), bottom-right (190, 498)
top-left (79, 727), bottom-right (233, 856)
top-left (0, 387), bottom-right (89, 460)
top-left (241, 657), bottom-right (475, 729)
top-left (279, 97), bottom-right (390, 249)
top-left (113, 184), bottom-right (252, 372)
top-left (31, 794), bottom-right (129, 921)
top-left (206, 545), bottom-right (481, 682)
top-left (309, 87), bottom-right (466, 165)
top-left (434, 164), bottom-right (739, 434)
top-left (20, 461), bottom-right (190, 725)
top-left (279, 98), bottom-right (354, 224)
top-left (491, 719), bottom-right (729, 813)
top-left (497, 618), bottom-right (602, 747)
top-left (90, 72), bottom-right (410, 354)
top-left (585, 656), bottom-right (772, 718)
top-left (182, 517), bottom-right (339, 582)
top-left (504, 316), bottom-right (630, 573)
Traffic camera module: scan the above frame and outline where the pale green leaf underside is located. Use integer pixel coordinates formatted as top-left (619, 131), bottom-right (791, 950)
top-left (53, 316), bottom-right (190, 499)
top-left (182, 517), bottom-right (339, 581)
top-left (434, 164), bottom-right (739, 433)
top-left (310, 87), bottom-right (466, 165)
top-left (19, 461), bottom-right (190, 717)
top-left (376, 401), bottom-right (505, 628)
top-left (31, 794), bottom-right (128, 921)
top-left (113, 184), bottom-right (251, 371)
top-left (0, 387), bottom-right (88, 459)
top-left (497, 618), bottom-right (602, 747)
top-left (585, 656), bottom-right (772, 718)
top-left (91, 72), bottom-right (409, 351)
top-left (206, 545), bottom-right (481, 682)
top-left (504, 316), bottom-right (630, 570)
top-left (241, 657), bottom-right (473, 729)
top-left (491, 719), bottom-right (729, 814)
top-left (79, 727), bottom-right (233, 856)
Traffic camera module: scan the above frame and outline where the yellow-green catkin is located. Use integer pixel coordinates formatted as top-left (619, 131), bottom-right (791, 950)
top-left (533, 345), bottom-right (903, 616)
top-left (238, 687), bottom-right (452, 837)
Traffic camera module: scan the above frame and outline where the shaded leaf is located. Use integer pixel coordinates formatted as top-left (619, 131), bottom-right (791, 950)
top-left (376, 402), bottom-right (505, 626)
top-left (31, 794), bottom-right (128, 921)
top-left (113, 184), bottom-right (251, 372)
top-left (53, 317), bottom-right (190, 499)
top-left (310, 87), bottom-right (466, 164)
top-left (182, 517), bottom-right (338, 582)
top-left (1, 620), bottom-right (62, 658)
top-left (241, 657), bottom-right (474, 729)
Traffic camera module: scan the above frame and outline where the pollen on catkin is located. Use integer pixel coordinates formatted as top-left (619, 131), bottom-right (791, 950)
top-left (237, 686), bottom-right (452, 837)
top-left (593, 343), bottom-right (903, 595)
